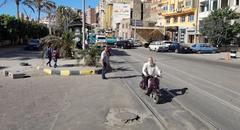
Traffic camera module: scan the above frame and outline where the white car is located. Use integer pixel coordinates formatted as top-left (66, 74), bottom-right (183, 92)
top-left (149, 41), bottom-right (172, 52)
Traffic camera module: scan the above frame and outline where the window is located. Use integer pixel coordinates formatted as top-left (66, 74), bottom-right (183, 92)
top-left (126, 23), bottom-right (128, 29)
top-left (166, 18), bottom-right (170, 24)
top-left (200, 5), bottom-right (205, 12)
top-left (162, 5), bottom-right (168, 11)
top-left (189, 15), bottom-right (194, 22)
top-left (181, 16), bottom-right (186, 22)
top-left (122, 24), bottom-right (124, 29)
top-left (237, 0), bottom-right (239, 5)
top-left (174, 17), bottom-right (178, 23)
top-left (213, 0), bottom-right (218, 10)
top-left (185, 1), bottom-right (192, 7)
top-left (170, 4), bottom-right (174, 11)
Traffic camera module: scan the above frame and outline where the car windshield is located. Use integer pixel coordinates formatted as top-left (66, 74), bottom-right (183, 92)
top-left (31, 39), bottom-right (39, 43)
top-left (97, 37), bottom-right (106, 39)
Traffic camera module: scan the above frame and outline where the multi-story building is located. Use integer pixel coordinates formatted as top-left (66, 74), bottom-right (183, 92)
top-left (198, 0), bottom-right (240, 42)
top-left (118, 18), bottom-right (132, 39)
top-left (86, 6), bottom-right (96, 25)
top-left (159, 0), bottom-right (198, 43)
top-left (103, 3), bottom-right (113, 29)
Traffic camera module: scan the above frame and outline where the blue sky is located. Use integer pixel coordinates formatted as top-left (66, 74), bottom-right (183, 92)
top-left (0, 0), bottom-right (98, 19)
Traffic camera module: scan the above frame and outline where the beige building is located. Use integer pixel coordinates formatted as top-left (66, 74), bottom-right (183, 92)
top-left (86, 7), bottom-right (96, 25)
top-left (118, 18), bottom-right (132, 39)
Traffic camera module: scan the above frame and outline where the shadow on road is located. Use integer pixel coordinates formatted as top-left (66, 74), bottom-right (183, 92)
top-left (0, 48), bottom-right (42, 60)
top-left (0, 66), bottom-right (8, 70)
top-left (111, 67), bottom-right (132, 72)
top-left (108, 74), bottom-right (142, 79)
top-left (159, 88), bottom-right (188, 104)
top-left (110, 60), bottom-right (126, 64)
top-left (111, 49), bottom-right (130, 56)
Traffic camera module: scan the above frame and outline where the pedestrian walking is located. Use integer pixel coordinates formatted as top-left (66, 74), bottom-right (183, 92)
top-left (100, 46), bottom-right (110, 79)
top-left (46, 45), bottom-right (52, 67)
top-left (52, 47), bottom-right (59, 68)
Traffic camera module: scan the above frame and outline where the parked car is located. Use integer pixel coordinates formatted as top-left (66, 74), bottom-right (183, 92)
top-left (175, 44), bottom-right (193, 53)
top-left (168, 42), bottom-right (180, 52)
top-left (133, 40), bottom-right (142, 47)
top-left (149, 40), bottom-right (172, 52)
top-left (191, 43), bottom-right (218, 54)
top-left (115, 40), bottom-right (132, 49)
top-left (24, 39), bottom-right (41, 51)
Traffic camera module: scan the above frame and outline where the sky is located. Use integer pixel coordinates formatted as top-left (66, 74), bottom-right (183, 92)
top-left (0, 0), bottom-right (98, 19)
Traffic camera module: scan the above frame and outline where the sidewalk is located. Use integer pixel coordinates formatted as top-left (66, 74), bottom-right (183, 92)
top-left (0, 46), bottom-right (99, 77)
top-left (0, 69), bottom-right (161, 130)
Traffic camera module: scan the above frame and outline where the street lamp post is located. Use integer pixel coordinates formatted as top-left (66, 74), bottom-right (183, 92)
top-left (194, 0), bottom-right (199, 43)
top-left (82, 0), bottom-right (86, 50)
top-left (133, 19), bottom-right (137, 42)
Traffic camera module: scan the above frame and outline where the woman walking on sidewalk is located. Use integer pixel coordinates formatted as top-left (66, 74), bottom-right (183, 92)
top-left (52, 47), bottom-right (59, 68)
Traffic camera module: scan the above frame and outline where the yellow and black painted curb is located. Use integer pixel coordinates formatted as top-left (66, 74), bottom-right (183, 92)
top-left (37, 66), bottom-right (101, 76)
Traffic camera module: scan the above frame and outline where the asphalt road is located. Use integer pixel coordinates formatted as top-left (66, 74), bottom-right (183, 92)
top-left (109, 47), bottom-right (240, 130)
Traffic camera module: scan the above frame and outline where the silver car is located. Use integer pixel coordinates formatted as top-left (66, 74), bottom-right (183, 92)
top-left (149, 40), bottom-right (172, 52)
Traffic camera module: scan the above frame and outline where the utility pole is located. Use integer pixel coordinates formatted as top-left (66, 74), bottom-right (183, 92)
top-left (194, 0), bottom-right (199, 43)
top-left (82, 0), bottom-right (86, 50)
top-left (134, 19), bottom-right (137, 41)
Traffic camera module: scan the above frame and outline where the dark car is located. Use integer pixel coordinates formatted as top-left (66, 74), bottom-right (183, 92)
top-left (24, 39), bottom-right (41, 51)
top-left (115, 40), bottom-right (132, 49)
top-left (168, 42), bottom-right (180, 52)
top-left (175, 44), bottom-right (193, 53)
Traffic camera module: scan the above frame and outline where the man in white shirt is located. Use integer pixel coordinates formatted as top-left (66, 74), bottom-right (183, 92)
top-left (142, 57), bottom-right (162, 95)
top-left (100, 46), bottom-right (110, 79)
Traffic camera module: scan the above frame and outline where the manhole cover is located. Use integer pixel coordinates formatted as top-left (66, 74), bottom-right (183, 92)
top-left (105, 108), bottom-right (144, 126)
top-left (115, 112), bottom-right (140, 123)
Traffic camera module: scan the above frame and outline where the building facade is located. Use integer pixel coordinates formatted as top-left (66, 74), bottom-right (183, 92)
top-left (86, 7), bottom-right (96, 25)
top-left (118, 18), bottom-right (132, 39)
top-left (159, 0), bottom-right (198, 43)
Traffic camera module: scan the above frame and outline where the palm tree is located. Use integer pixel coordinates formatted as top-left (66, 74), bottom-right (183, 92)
top-left (42, 2), bottom-right (56, 34)
top-left (0, 0), bottom-right (7, 7)
top-left (15, 0), bottom-right (21, 19)
top-left (1, 0), bottom-right (21, 19)
top-left (23, 0), bottom-right (56, 22)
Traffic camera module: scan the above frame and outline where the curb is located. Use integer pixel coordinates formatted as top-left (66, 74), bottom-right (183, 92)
top-left (37, 66), bottom-right (101, 76)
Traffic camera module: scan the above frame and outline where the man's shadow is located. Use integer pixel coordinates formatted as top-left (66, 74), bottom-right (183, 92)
top-left (108, 74), bottom-right (142, 79)
top-left (158, 88), bottom-right (188, 104)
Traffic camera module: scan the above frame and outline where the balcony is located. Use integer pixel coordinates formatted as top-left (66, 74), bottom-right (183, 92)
top-left (161, 8), bottom-right (196, 16)
top-left (199, 11), bottom-right (210, 19)
top-left (199, 0), bottom-right (209, 2)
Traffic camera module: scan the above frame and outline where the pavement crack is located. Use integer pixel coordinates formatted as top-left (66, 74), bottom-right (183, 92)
top-left (49, 92), bottom-right (72, 130)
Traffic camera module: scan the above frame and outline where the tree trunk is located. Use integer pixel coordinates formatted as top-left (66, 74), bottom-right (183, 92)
top-left (16, 2), bottom-right (20, 19)
top-left (48, 13), bottom-right (52, 35)
top-left (38, 7), bottom-right (41, 23)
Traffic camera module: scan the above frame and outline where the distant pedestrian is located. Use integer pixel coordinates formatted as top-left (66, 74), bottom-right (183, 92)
top-left (52, 47), bottom-right (59, 68)
top-left (100, 46), bottom-right (110, 79)
top-left (46, 45), bottom-right (52, 67)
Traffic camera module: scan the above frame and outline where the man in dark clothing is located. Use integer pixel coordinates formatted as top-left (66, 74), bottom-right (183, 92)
top-left (46, 45), bottom-right (52, 67)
